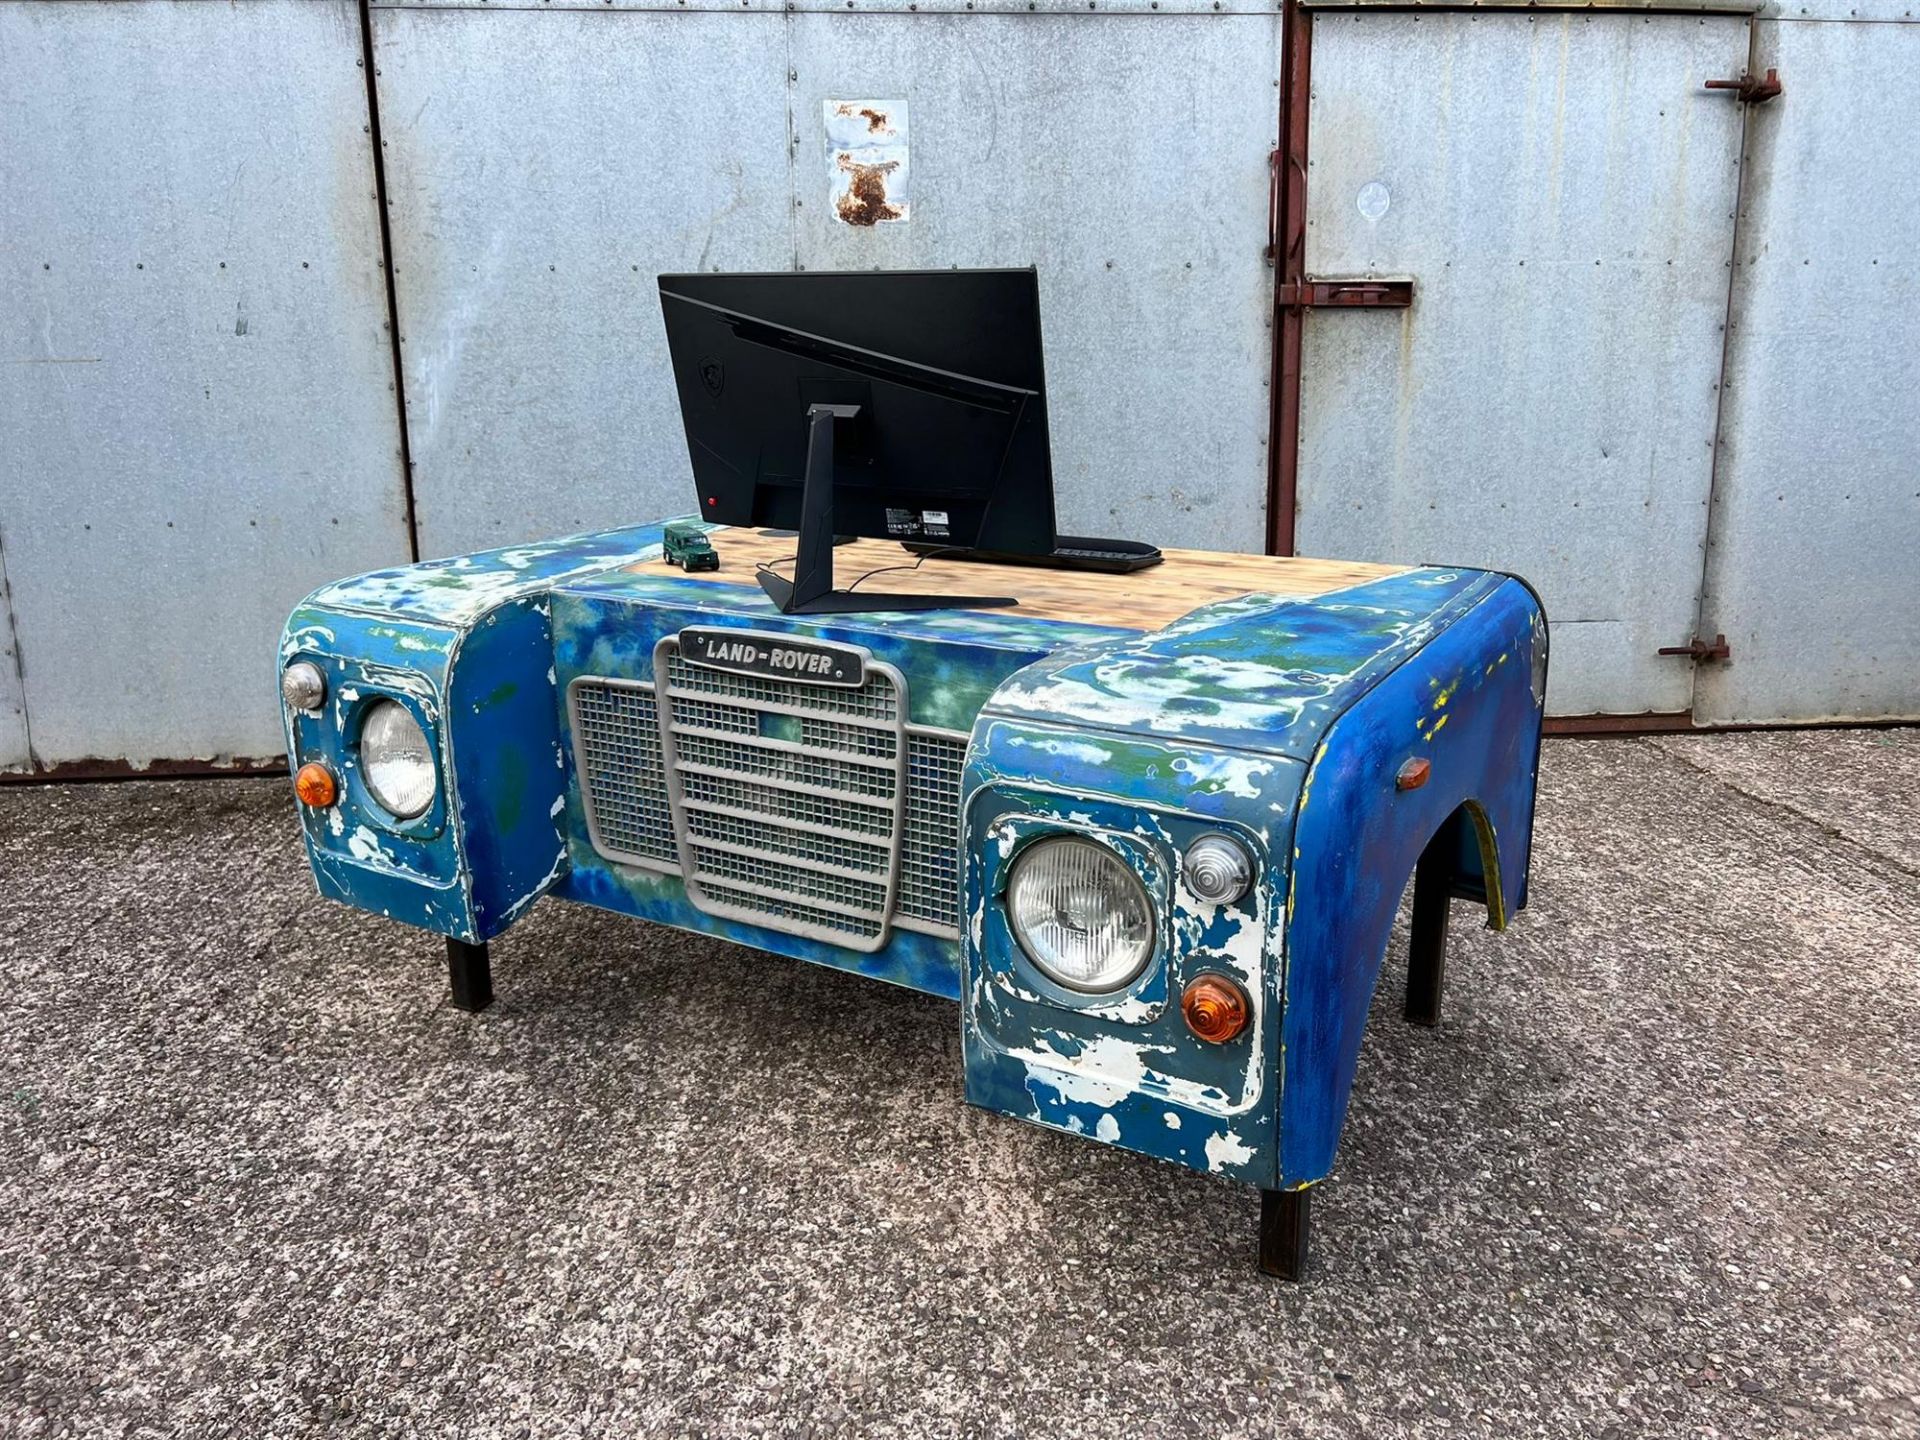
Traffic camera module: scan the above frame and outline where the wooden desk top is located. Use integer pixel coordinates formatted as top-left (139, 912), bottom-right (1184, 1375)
top-left (643, 527), bottom-right (1407, 632)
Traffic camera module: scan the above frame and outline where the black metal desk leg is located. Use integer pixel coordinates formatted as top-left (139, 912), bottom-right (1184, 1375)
top-left (1259, 1188), bottom-right (1312, 1280)
top-left (447, 937), bottom-right (493, 1012)
top-left (1405, 833), bottom-right (1452, 1027)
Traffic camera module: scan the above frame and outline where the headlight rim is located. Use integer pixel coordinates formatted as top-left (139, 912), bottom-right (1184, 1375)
top-left (356, 696), bottom-right (439, 822)
top-left (1004, 832), bottom-right (1160, 997)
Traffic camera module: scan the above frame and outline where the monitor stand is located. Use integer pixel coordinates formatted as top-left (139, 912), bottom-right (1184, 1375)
top-left (757, 404), bottom-right (1019, 615)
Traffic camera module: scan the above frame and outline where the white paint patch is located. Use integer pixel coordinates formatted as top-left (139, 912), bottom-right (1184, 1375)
top-left (1097, 993), bottom-right (1158, 1026)
top-left (1095, 1114), bottom-right (1120, 1143)
top-left (1163, 1112), bottom-right (1182, 1130)
top-left (1204, 1128), bottom-right (1257, 1174)
top-left (281, 623), bottom-right (336, 659)
top-left (1010, 734), bottom-right (1113, 766)
top-left (1013, 1031), bottom-right (1174, 1111)
top-left (345, 825), bottom-right (387, 864)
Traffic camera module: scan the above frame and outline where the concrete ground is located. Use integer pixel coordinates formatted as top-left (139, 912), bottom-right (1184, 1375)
top-left (2, 731), bottom-right (1917, 1439)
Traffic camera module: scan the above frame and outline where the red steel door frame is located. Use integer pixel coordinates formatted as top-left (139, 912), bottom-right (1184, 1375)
top-left (1267, 0), bottom-right (1312, 561)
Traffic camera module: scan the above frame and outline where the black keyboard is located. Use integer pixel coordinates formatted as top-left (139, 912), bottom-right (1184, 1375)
top-left (905, 535), bottom-right (1163, 574)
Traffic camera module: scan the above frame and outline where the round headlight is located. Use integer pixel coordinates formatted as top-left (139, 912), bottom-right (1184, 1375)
top-left (1006, 836), bottom-right (1155, 993)
top-left (359, 700), bottom-right (436, 818)
top-left (1183, 833), bottom-right (1254, 905)
top-left (282, 661), bottom-right (326, 713)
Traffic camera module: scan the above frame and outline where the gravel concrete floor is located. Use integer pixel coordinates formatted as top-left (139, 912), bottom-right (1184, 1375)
top-left (2, 731), bottom-right (1918, 1439)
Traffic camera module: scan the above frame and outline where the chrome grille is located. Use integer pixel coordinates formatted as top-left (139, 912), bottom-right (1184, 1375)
top-left (681, 770), bottom-right (893, 837)
top-left (696, 881), bottom-right (881, 942)
top-left (568, 634), bottom-right (968, 948)
top-left (684, 808), bottom-right (890, 877)
top-left (670, 729), bottom-right (898, 798)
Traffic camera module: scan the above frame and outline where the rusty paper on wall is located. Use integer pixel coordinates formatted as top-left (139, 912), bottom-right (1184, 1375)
top-left (825, 100), bottom-right (909, 226)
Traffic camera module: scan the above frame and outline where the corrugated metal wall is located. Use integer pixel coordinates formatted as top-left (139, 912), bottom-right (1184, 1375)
top-left (1, 0), bottom-right (414, 772)
top-left (369, 1), bottom-right (1280, 562)
top-left (1, 0), bottom-right (1913, 772)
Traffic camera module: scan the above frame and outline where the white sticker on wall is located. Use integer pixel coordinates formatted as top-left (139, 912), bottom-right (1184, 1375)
top-left (825, 100), bottom-right (909, 226)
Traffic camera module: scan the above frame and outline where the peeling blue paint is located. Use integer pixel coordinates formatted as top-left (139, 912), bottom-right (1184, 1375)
top-left (279, 521), bottom-right (1544, 1209)
top-left (985, 569), bottom-right (1502, 760)
top-left (1276, 577), bottom-right (1544, 1187)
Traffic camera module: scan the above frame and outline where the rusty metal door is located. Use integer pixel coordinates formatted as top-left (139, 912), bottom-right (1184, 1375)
top-left (1289, 8), bottom-right (1752, 719)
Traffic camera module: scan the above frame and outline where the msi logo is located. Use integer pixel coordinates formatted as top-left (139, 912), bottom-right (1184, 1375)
top-left (699, 358), bottom-right (725, 397)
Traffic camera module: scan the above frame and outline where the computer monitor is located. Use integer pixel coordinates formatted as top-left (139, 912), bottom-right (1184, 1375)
top-left (657, 268), bottom-right (1058, 613)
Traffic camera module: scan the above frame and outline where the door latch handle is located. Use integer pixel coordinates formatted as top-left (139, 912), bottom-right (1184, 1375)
top-left (1704, 68), bottom-right (1782, 104)
top-left (1278, 279), bottom-right (1415, 309)
top-left (1657, 634), bottom-right (1732, 663)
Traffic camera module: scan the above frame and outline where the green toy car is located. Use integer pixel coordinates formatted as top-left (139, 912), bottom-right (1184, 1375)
top-left (662, 522), bottom-right (719, 572)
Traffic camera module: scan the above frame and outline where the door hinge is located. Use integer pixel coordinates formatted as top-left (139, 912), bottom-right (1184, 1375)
top-left (1657, 634), bottom-right (1732, 663)
top-left (1704, 68), bottom-right (1783, 104)
top-left (1278, 279), bottom-right (1415, 309)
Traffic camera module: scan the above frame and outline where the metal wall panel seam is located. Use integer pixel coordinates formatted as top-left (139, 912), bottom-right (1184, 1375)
top-left (1298, 0), bottom-right (1758, 9)
top-left (784, 8), bottom-right (801, 270)
top-left (358, 0), bottom-right (423, 563)
top-left (0, 524), bottom-right (34, 772)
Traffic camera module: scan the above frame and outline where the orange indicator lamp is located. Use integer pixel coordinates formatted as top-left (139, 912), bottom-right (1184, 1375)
top-left (294, 762), bottom-right (337, 809)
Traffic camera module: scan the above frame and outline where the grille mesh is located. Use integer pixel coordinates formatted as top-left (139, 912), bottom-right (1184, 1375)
top-left (570, 642), bottom-right (968, 945)
top-left (689, 844), bottom-right (889, 915)
top-left (662, 646), bottom-right (901, 946)
top-left (569, 681), bottom-right (677, 866)
top-left (899, 732), bottom-right (967, 931)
